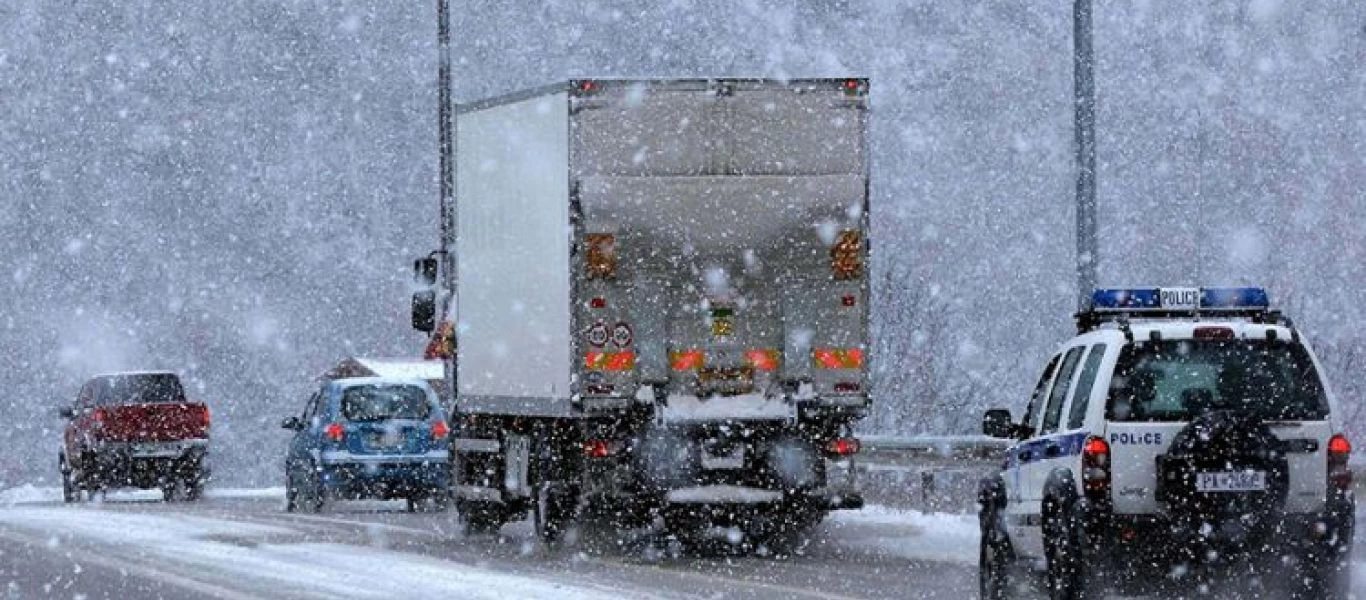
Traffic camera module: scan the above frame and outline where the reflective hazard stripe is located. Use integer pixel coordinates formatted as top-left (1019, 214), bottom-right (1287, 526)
top-left (670, 350), bottom-right (705, 371)
top-left (585, 351), bottom-right (635, 371)
top-left (745, 349), bottom-right (780, 371)
top-left (813, 348), bottom-right (864, 369)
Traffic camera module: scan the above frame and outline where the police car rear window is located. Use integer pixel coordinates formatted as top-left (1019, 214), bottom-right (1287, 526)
top-left (1105, 340), bottom-right (1327, 422)
top-left (341, 385), bottom-right (431, 422)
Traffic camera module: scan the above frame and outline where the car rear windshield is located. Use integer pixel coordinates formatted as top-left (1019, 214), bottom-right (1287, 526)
top-left (1105, 340), bottom-right (1328, 422)
top-left (100, 374), bottom-right (186, 405)
top-left (340, 385), bottom-right (430, 422)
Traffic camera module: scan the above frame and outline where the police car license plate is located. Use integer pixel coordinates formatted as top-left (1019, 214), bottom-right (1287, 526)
top-left (1195, 471), bottom-right (1266, 493)
top-left (366, 431), bottom-right (404, 450)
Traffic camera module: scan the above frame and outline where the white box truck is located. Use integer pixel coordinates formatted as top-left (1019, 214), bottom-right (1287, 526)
top-left (412, 78), bottom-right (871, 546)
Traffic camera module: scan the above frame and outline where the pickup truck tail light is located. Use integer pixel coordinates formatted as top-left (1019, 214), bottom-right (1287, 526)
top-left (200, 405), bottom-right (211, 430)
top-left (93, 408), bottom-right (107, 424)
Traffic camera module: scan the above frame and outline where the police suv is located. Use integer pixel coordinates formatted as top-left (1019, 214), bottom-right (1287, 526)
top-left (978, 287), bottom-right (1354, 599)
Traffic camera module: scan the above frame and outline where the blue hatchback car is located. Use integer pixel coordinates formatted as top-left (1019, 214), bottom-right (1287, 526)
top-left (282, 377), bottom-right (450, 512)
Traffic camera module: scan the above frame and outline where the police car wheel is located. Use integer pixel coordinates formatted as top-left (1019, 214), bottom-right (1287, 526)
top-left (1045, 512), bottom-right (1099, 600)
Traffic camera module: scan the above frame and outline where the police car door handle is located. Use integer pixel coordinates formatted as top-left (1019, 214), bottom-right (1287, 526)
top-left (1017, 449), bottom-right (1032, 460)
top-left (1043, 443), bottom-right (1062, 458)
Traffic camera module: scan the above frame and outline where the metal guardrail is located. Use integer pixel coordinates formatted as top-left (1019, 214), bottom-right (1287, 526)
top-left (840, 435), bottom-right (1010, 513)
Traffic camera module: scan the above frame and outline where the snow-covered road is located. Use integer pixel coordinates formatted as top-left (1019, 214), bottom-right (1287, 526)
top-left (0, 488), bottom-right (980, 599)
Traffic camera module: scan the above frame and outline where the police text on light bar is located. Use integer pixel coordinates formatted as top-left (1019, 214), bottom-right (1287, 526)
top-left (1089, 287), bottom-right (1270, 312)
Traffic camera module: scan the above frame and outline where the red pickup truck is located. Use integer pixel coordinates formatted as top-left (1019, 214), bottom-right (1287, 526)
top-left (59, 371), bottom-right (211, 502)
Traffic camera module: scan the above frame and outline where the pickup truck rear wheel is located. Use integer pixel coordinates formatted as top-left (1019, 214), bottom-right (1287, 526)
top-left (60, 456), bottom-right (78, 504)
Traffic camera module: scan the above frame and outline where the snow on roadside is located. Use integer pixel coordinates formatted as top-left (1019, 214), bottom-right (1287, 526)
top-left (826, 504), bottom-right (978, 565)
top-left (0, 485), bottom-right (285, 507)
top-left (0, 506), bottom-right (657, 599)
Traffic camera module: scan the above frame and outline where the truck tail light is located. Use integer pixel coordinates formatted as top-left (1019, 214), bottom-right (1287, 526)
top-left (1082, 436), bottom-right (1111, 499)
top-left (200, 405), bottom-right (211, 429)
top-left (93, 408), bottom-right (107, 424)
top-left (813, 348), bottom-right (864, 369)
top-left (826, 438), bottom-right (861, 457)
top-left (582, 439), bottom-right (614, 459)
top-left (324, 423), bottom-right (345, 443)
top-left (1329, 434), bottom-right (1352, 492)
top-left (431, 420), bottom-right (450, 441)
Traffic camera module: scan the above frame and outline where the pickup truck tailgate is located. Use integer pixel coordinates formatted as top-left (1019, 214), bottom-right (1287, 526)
top-left (100, 402), bottom-right (210, 442)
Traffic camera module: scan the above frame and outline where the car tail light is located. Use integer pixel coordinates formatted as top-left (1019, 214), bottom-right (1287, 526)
top-left (431, 420), bottom-right (450, 441)
top-left (200, 405), bottom-right (211, 429)
top-left (582, 439), bottom-right (614, 459)
top-left (826, 438), bottom-right (861, 457)
top-left (1082, 436), bottom-right (1111, 498)
top-left (324, 422), bottom-right (345, 442)
top-left (93, 408), bottom-right (107, 424)
top-left (1329, 434), bottom-right (1352, 492)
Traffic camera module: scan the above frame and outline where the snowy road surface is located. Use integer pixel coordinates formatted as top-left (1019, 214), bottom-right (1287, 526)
top-left (0, 488), bottom-right (978, 599)
top-left (3, 487), bottom-right (1363, 599)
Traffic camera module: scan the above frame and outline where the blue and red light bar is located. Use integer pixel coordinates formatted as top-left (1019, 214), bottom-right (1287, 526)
top-left (1089, 287), bottom-right (1269, 312)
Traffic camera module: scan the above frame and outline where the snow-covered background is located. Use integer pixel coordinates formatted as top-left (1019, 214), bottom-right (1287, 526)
top-left (2, 1), bottom-right (1363, 487)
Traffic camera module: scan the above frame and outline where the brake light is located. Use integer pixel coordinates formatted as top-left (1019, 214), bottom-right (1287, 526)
top-left (93, 408), bottom-right (107, 424)
top-left (200, 405), bottom-right (211, 429)
top-left (827, 438), bottom-right (861, 456)
top-left (590, 297), bottom-right (607, 309)
top-left (1193, 326), bottom-right (1235, 339)
top-left (833, 382), bottom-right (861, 393)
top-left (1329, 434), bottom-right (1352, 492)
top-left (745, 349), bottom-right (780, 371)
top-left (324, 422), bottom-right (345, 442)
top-left (582, 439), bottom-right (613, 459)
top-left (670, 350), bottom-right (705, 371)
top-left (431, 420), bottom-right (450, 440)
top-left (1082, 436), bottom-right (1111, 498)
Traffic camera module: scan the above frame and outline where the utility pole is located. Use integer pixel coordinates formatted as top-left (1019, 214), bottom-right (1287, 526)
top-left (1074, 0), bottom-right (1098, 311)
top-left (437, 0), bottom-right (457, 397)
top-left (437, 0), bottom-right (454, 276)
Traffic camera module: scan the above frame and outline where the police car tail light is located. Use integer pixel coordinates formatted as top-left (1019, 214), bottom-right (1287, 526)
top-left (1328, 434), bottom-right (1352, 492)
top-left (1082, 436), bottom-right (1111, 497)
top-left (324, 422), bottom-right (345, 443)
top-left (431, 420), bottom-right (450, 441)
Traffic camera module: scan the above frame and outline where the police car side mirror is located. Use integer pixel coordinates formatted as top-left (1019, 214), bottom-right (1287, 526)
top-left (57, 406), bottom-right (75, 419)
top-left (281, 416), bottom-right (304, 431)
top-left (982, 409), bottom-right (1015, 439)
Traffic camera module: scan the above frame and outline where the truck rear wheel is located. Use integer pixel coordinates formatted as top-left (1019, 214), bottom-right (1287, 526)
top-left (60, 456), bottom-right (79, 504)
top-left (458, 500), bottom-right (505, 535)
top-left (534, 483), bottom-right (577, 543)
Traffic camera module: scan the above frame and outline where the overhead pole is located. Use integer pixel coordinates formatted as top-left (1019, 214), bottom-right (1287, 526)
top-left (1074, 0), bottom-right (1098, 311)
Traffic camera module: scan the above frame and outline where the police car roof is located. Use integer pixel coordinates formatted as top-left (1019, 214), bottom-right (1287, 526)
top-left (1075, 320), bottom-right (1297, 344)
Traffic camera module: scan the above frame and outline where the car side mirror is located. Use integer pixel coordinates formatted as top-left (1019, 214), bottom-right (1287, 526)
top-left (982, 409), bottom-right (1015, 439)
top-left (281, 416), bottom-right (303, 431)
top-left (412, 290), bottom-right (436, 333)
top-left (58, 406), bottom-right (75, 419)
top-left (414, 257), bottom-right (439, 286)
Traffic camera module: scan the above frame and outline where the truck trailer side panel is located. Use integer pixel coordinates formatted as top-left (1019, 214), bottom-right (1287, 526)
top-left (455, 92), bottom-right (572, 414)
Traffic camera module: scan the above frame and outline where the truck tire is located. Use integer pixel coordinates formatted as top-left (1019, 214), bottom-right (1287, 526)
top-left (284, 470), bottom-right (300, 513)
top-left (458, 500), bottom-right (505, 536)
